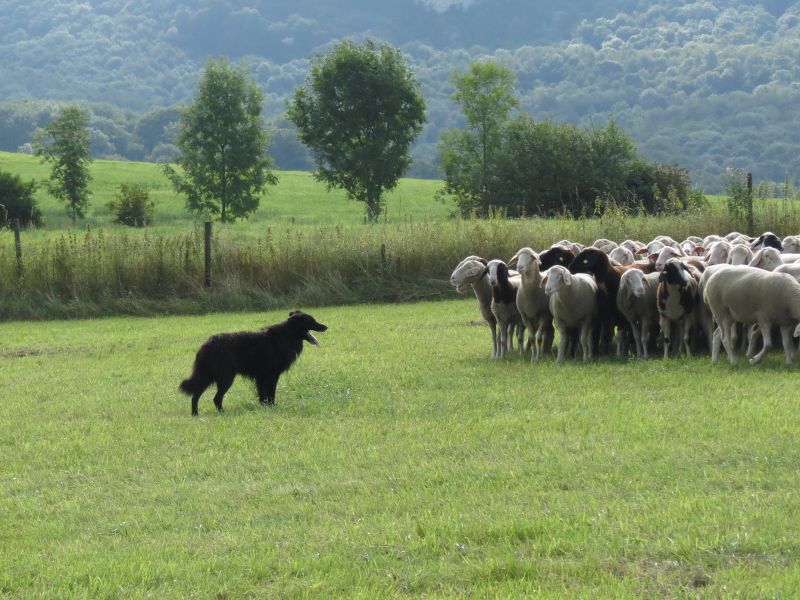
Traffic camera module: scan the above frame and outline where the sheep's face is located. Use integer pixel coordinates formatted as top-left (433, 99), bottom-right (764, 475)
top-left (783, 236), bottom-right (800, 254)
top-left (749, 247), bottom-right (782, 270)
top-left (654, 247), bottom-right (684, 271)
top-left (622, 270), bottom-right (646, 298)
top-left (486, 260), bottom-right (505, 287)
top-left (450, 261), bottom-right (486, 290)
top-left (568, 249), bottom-right (606, 275)
top-left (659, 259), bottom-right (689, 286)
top-left (539, 247), bottom-right (574, 271)
top-left (514, 249), bottom-right (537, 274)
top-left (544, 266), bottom-right (569, 296)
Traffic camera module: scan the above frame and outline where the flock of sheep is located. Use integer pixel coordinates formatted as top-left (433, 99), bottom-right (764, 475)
top-left (450, 231), bottom-right (800, 366)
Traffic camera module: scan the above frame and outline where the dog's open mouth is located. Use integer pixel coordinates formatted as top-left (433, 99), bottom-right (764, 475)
top-left (305, 332), bottom-right (321, 347)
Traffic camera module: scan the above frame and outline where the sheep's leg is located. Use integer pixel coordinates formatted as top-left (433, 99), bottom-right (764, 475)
top-left (516, 319), bottom-right (526, 356)
top-left (497, 321), bottom-right (509, 358)
top-left (682, 319), bottom-right (692, 357)
top-left (711, 326), bottom-right (722, 364)
top-left (660, 316), bottom-right (671, 359)
top-left (780, 325), bottom-right (795, 365)
top-left (489, 322), bottom-right (498, 358)
top-left (749, 321), bottom-right (773, 365)
top-left (640, 317), bottom-right (650, 359)
top-left (521, 316), bottom-right (536, 360)
top-left (745, 325), bottom-right (760, 359)
top-left (542, 321), bottom-right (554, 356)
top-left (556, 322), bottom-right (568, 364)
top-left (628, 319), bottom-right (643, 358)
top-left (580, 321), bottom-right (593, 362)
top-left (724, 321), bottom-right (739, 365)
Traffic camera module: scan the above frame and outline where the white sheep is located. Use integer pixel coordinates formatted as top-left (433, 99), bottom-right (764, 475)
top-left (749, 247), bottom-right (784, 271)
top-left (450, 256), bottom-right (499, 357)
top-left (542, 265), bottom-right (598, 363)
top-left (507, 247), bottom-right (553, 361)
top-left (592, 238), bottom-right (618, 253)
top-left (704, 240), bottom-right (731, 265)
top-left (609, 245), bottom-right (635, 266)
top-left (703, 266), bottom-right (800, 365)
top-left (774, 262), bottom-right (800, 282)
top-left (726, 244), bottom-right (752, 265)
top-left (616, 269), bottom-right (660, 359)
top-left (486, 259), bottom-right (525, 358)
top-left (651, 245), bottom-right (685, 271)
top-left (782, 235), bottom-right (800, 254)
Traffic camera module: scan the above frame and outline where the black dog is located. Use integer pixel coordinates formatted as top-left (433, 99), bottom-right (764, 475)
top-left (179, 311), bottom-right (328, 415)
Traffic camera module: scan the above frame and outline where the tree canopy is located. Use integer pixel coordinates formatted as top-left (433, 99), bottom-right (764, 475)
top-left (288, 39), bottom-right (426, 222)
top-left (32, 105), bottom-right (92, 224)
top-left (163, 58), bottom-right (277, 222)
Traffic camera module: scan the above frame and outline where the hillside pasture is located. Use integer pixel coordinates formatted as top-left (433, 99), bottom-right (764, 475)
top-left (2, 300), bottom-right (800, 597)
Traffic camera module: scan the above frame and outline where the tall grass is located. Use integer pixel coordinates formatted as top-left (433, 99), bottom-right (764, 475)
top-left (5, 200), bottom-right (800, 320)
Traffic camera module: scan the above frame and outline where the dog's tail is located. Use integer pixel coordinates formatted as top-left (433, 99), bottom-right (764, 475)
top-left (179, 372), bottom-right (203, 396)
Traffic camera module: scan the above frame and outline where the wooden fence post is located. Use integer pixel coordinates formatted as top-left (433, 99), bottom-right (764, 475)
top-left (13, 219), bottom-right (23, 278)
top-left (204, 221), bottom-right (212, 288)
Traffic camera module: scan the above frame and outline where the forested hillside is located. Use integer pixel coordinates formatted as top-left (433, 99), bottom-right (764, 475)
top-left (2, 0), bottom-right (800, 190)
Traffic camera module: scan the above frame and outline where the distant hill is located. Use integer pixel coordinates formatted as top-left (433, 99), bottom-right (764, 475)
top-left (2, 0), bottom-right (800, 190)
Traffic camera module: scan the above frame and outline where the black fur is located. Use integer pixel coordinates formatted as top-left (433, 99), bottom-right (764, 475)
top-left (491, 262), bottom-right (517, 304)
top-left (179, 311), bottom-right (328, 416)
top-left (751, 232), bottom-right (782, 251)
top-left (539, 246), bottom-right (576, 271)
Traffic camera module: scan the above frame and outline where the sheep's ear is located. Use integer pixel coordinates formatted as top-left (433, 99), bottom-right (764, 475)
top-left (647, 252), bottom-right (659, 263)
top-left (562, 270), bottom-right (572, 286)
top-left (540, 274), bottom-right (549, 288)
top-left (506, 254), bottom-right (519, 268)
top-left (635, 247), bottom-right (648, 256)
top-left (478, 257), bottom-right (488, 265)
top-left (693, 246), bottom-right (705, 256)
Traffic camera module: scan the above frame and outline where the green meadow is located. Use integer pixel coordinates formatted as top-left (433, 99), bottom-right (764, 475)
top-left (2, 300), bottom-right (800, 598)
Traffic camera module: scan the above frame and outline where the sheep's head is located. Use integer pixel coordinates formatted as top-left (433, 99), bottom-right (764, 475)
top-left (749, 247), bottom-right (782, 271)
top-left (727, 244), bottom-right (752, 265)
top-left (543, 265), bottom-right (570, 296)
top-left (507, 247), bottom-right (538, 274)
top-left (450, 257), bottom-right (487, 292)
top-left (750, 231), bottom-right (782, 251)
top-left (705, 240), bottom-right (731, 266)
top-left (783, 235), bottom-right (800, 254)
top-left (621, 269), bottom-right (646, 298)
top-left (609, 246), bottom-right (634, 266)
top-left (539, 246), bottom-right (575, 271)
top-left (568, 248), bottom-right (607, 276)
top-left (654, 246), bottom-right (684, 271)
top-left (658, 258), bottom-right (690, 286)
top-left (486, 259), bottom-right (507, 287)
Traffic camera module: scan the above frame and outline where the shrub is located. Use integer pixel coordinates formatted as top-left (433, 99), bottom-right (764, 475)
top-left (107, 183), bottom-right (155, 227)
top-left (0, 170), bottom-right (42, 228)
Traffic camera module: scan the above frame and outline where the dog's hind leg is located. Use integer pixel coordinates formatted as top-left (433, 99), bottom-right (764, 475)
top-left (212, 373), bottom-right (234, 413)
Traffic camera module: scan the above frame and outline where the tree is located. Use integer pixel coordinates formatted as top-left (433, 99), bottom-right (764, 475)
top-left (0, 170), bottom-right (42, 228)
top-left (106, 183), bottom-right (155, 227)
top-left (438, 61), bottom-right (518, 216)
top-left (33, 105), bottom-right (92, 225)
top-left (163, 58), bottom-right (277, 223)
top-left (288, 39), bottom-right (426, 222)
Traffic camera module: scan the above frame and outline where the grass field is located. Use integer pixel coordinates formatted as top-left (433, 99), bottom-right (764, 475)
top-left (0, 151), bottom-right (450, 231)
top-left (3, 299), bottom-right (800, 598)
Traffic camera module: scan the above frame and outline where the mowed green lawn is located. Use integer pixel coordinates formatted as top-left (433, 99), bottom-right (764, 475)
top-left (2, 299), bottom-right (800, 598)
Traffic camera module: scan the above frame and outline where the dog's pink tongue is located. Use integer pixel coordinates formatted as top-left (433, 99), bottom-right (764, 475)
top-left (307, 332), bottom-right (320, 347)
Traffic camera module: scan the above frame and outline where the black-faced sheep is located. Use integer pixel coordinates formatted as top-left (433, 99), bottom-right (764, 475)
top-left (538, 245), bottom-right (577, 271)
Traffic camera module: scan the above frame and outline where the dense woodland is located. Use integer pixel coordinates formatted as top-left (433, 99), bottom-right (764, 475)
top-left (1, 0), bottom-right (800, 190)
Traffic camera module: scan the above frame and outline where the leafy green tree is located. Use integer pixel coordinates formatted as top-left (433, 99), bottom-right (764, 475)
top-left (288, 39), bottom-right (426, 222)
top-left (163, 58), bottom-right (277, 223)
top-left (438, 61), bottom-right (518, 216)
top-left (106, 183), bottom-right (155, 227)
top-left (33, 105), bottom-right (92, 225)
top-left (0, 170), bottom-right (42, 228)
